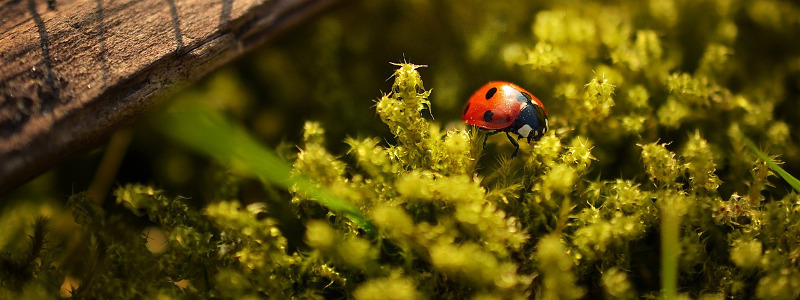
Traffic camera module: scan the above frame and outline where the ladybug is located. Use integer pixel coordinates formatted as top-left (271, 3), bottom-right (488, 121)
top-left (462, 81), bottom-right (548, 157)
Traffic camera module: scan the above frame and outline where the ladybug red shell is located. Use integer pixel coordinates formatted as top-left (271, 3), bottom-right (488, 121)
top-left (462, 81), bottom-right (548, 157)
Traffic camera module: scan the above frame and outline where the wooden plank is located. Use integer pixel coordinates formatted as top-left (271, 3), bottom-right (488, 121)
top-left (0, 0), bottom-right (338, 194)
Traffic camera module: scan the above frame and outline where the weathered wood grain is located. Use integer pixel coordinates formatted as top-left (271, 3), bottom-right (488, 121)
top-left (0, 0), bottom-right (338, 194)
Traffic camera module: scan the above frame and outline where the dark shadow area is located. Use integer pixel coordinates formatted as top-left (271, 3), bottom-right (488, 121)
top-left (166, 0), bottom-right (184, 52)
top-left (218, 0), bottom-right (232, 30)
top-left (27, 0), bottom-right (60, 114)
top-left (95, 0), bottom-right (109, 85)
top-left (0, 94), bottom-right (33, 139)
top-left (0, 0), bottom-right (72, 137)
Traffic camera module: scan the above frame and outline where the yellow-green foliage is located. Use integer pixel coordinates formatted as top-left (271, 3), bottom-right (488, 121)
top-left (2, 0), bottom-right (800, 299)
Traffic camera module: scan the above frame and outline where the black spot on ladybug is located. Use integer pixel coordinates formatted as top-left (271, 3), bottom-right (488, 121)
top-left (462, 103), bottom-right (470, 115)
top-left (485, 87), bottom-right (497, 100)
top-left (483, 110), bottom-right (494, 122)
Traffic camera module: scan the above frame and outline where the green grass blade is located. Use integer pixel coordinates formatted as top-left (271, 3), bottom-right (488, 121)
top-left (660, 206), bottom-right (680, 300)
top-left (743, 137), bottom-right (800, 193)
top-left (153, 104), bottom-right (375, 235)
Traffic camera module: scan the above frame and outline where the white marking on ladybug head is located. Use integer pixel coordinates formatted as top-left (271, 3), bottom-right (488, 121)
top-left (518, 124), bottom-right (533, 138)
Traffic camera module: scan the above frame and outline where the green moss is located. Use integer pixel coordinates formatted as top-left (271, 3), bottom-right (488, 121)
top-left (535, 235), bottom-right (585, 300)
top-left (602, 267), bottom-right (635, 299)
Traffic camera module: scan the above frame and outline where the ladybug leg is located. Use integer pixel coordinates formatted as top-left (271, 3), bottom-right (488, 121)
top-left (483, 131), bottom-right (500, 150)
top-left (505, 131), bottom-right (520, 158)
